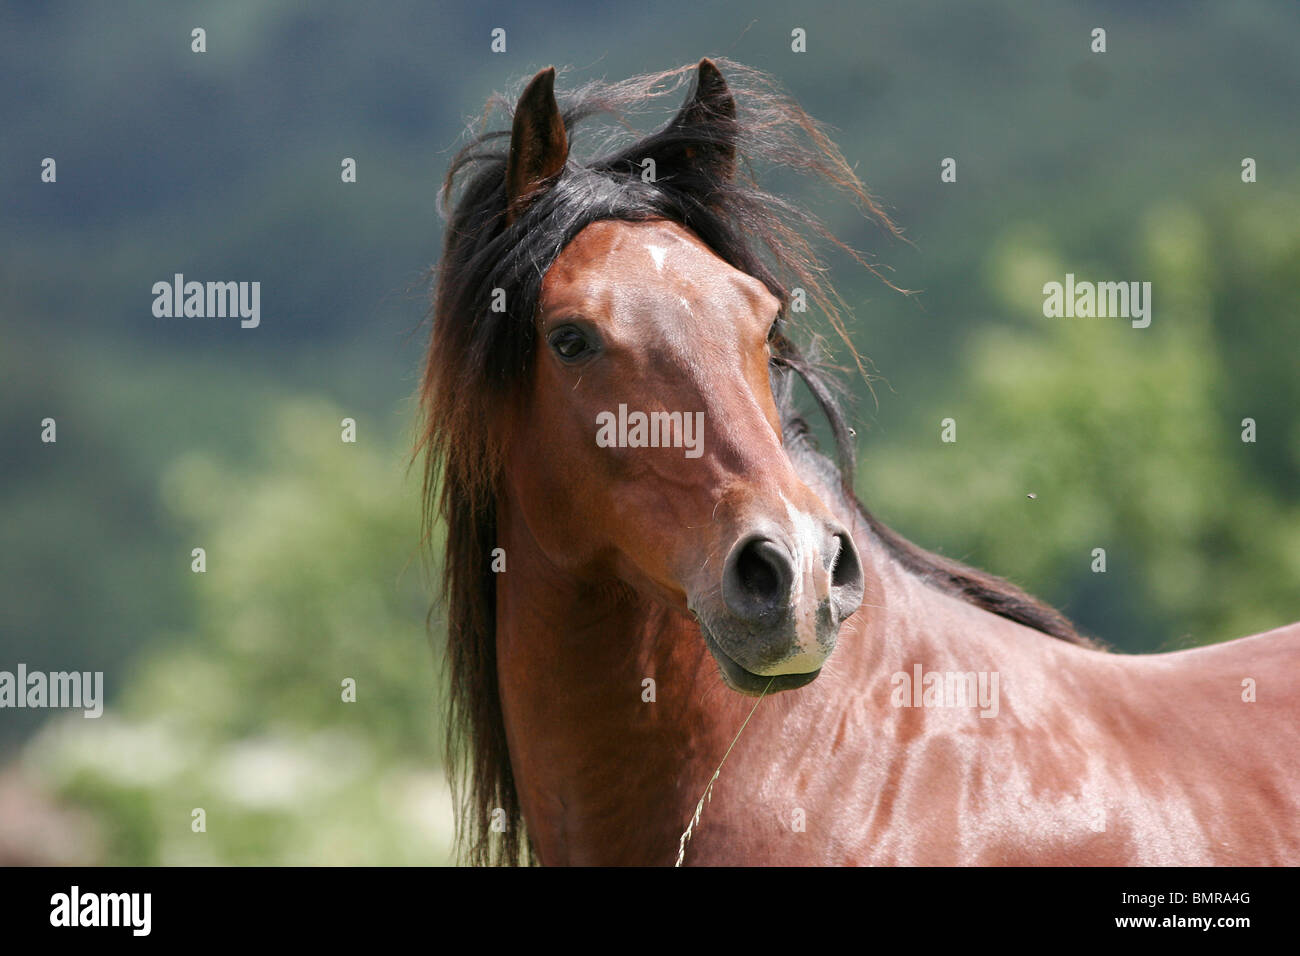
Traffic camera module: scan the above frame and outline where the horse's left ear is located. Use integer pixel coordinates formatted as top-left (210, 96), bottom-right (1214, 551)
top-left (662, 58), bottom-right (737, 184)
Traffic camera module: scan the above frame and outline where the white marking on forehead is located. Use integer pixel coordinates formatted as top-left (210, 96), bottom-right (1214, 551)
top-left (647, 245), bottom-right (668, 272)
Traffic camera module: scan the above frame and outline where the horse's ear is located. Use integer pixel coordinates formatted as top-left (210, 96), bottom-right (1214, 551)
top-left (505, 67), bottom-right (569, 225)
top-left (664, 58), bottom-right (737, 183)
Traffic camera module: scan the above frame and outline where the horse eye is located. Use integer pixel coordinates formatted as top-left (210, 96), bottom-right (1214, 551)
top-left (549, 326), bottom-right (593, 361)
top-left (767, 318), bottom-right (780, 343)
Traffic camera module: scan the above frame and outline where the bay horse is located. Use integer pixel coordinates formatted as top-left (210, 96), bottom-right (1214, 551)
top-left (417, 58), bottom-right (1300, 865)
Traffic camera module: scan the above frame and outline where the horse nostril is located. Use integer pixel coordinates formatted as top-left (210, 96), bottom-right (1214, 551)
top-left (724, 536), bottom-right (793, 621)
top-left (830, 533), bottom-right (861, 589)
top-left (828, 530), bottom-right (864, 618)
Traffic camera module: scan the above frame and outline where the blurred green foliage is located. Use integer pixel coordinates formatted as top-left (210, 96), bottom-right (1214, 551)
top-left (863, 199), bottom-right (1300, 651)
top-left (22, 401), bottom-right (454, 863)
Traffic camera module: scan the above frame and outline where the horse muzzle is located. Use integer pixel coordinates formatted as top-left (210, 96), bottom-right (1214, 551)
top-left (691, 518), bottom-right (864, 695)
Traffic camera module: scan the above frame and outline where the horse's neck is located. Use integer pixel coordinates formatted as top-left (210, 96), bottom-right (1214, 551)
top-left (493, 484), bottom-right (1300, 864)
top-left (492, 481), bottom-right (1066, 864)
top-left (493, 494), bottom-right (750, 863)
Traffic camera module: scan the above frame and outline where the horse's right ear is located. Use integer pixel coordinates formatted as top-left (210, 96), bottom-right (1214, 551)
top-left (505, 67), bottom-right (569, 225)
